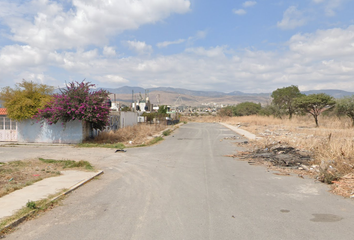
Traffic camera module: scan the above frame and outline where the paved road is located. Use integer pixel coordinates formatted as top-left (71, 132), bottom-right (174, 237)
top-left (4, 123), bottom-right (354, 239)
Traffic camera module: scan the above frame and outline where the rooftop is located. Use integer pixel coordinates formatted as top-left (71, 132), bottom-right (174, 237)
top-left (0, 108), bottom-right (7, 115)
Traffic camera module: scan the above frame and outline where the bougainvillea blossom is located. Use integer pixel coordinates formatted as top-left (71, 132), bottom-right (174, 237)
top-left (33, 81), bottom-right (110, 130)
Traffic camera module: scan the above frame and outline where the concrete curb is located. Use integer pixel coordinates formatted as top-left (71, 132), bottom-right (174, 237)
top-left (0, 170), bottom-right (104, 234)
top-left (219, 123), bottom-right (262, 141)
top-left (153, 122), bottom-right (184, 138)
top-left (51, 170), bottom-right (104, 201)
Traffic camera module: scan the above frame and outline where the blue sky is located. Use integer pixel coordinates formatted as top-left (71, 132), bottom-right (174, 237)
top-left (0, 0), bottom-right (354, 93)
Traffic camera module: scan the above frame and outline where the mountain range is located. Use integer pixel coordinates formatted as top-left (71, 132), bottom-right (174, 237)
top-left (102, 86), bottom-right (354, 107)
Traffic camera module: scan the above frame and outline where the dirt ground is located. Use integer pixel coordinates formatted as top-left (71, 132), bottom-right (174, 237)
top-left (0, 159), bottom-right (92, 198)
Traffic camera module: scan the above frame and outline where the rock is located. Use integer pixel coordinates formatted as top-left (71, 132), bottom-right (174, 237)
top-left (300, 164), bottom-right (309, 171)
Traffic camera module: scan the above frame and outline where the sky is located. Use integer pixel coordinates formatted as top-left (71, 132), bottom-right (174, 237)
top-left (0, 0), bottom-right (354, 93)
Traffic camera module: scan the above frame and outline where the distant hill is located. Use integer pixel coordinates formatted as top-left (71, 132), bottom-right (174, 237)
top-left (103, 86), bottom-right (271, 106)
top-left (103, 86), bottom-right (270, 97)
top-left (102, 86), bottom-right (354, 107)
top-left (103, 86), bottom-right (226, 97)
top-left (302, 89), bottom-right (354, 98)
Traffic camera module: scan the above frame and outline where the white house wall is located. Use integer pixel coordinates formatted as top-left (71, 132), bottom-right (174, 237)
top-left (17, 120), bottom-right (84, 144)
top-left (120, 112), bottom-right (138, 128)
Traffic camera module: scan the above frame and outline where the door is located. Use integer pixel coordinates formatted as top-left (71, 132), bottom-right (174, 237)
top-left (0, 117), bottom-right (17, 141)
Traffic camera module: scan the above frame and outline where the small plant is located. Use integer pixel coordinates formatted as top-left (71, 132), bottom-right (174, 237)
top-left (149, 136), bottom-right (163, 145)
top-left (26, 200), bottom-right (36, 209)
top-left (38, 158), bottom-right (94, 170)
top-left (163, 130), bottom-right (171, 136)
top-left (317, 165), bottom-right (340, 184)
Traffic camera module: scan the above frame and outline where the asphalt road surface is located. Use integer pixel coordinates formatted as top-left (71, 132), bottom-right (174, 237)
top-left (4, 123), bottom-right (354, 240)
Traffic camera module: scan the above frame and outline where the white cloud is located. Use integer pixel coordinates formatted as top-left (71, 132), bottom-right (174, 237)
top-left (187, 30), bottom-right (207, 45)
top-left (185, 46), bottom-right (227, 58)
top-left (243, 1), bottom-right (257, 8)
top-left (324, 0), bottom-right (344, 16)
top-left (157, 31), bottom-right (206, 48)
top-left (312, 0), bottom-right (345, 16)
top-left (288, 25), bottom-right (354, 59)
top-left (126, 40), bottom-right (153, 55)
top-left (0, 0), bottom-right (191, 50)
top-left (277, 6), bottom-right (307, 30)
top-left (1, 22), bottom-right (354, 93)
top-left (95, 75), bottom-right (129, 84)
top-left (157, 39), bottom-right (186, 48)
top-left (233, 9), bottom-right (247, 15)
top-left (103, 46), bottom-right (116, 57)
top-left (0, 45), bottom-right (47, 71)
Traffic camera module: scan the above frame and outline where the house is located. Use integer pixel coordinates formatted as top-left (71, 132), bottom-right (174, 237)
top-left (0, 108), bottom-right (18, 142)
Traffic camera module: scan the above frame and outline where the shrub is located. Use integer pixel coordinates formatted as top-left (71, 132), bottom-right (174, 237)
top-left (34, 81), bottom-right (109, 130)
top-left (26, 200), bottom-right (37, 209)
top-left (0, 80), bottom-right (53, 121)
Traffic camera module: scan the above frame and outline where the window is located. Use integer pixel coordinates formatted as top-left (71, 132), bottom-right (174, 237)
top-left (11, 120), bottom-right (17, 130)
top-left (5, 117), bottom-right (11, 130)
top-left (0, 117), bottom-right (4, 130)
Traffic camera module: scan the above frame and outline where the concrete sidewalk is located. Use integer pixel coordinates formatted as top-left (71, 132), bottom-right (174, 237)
top-left (0, 170), bottom-right (103, 221)
top-left (219, 122), bottom-right (261, 140)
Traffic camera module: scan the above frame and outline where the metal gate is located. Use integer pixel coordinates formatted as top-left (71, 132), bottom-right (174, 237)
top-left (0, 117), bottom-right (17, 141)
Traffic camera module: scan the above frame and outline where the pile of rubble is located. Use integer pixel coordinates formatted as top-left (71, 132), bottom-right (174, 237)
top-left (237, 143), bottom-right (313, 169)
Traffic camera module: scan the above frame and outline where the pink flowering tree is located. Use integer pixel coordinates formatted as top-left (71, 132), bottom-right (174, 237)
top-left (33, 81), bottom-right (110, 130)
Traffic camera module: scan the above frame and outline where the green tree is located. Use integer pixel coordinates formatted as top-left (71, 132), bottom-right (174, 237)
top-left (0, 80), bottom-right (53, 121)
top-left (218, 106), bottom-right (234, 117)
top-left (271, 85), bottom-right (304, 119)
top-left (294, 93), bottom-right (336, 127)
top-left (158, 105), bottom-right (168, 114)
top-left (142, 112), bottom-right (156, 122)
top-left (121, 106), bottom-right (131, 112)
top-left (234, 102), bottom-right (261, 116)
top-left (259, 104), bottom-right (282, 117)
top-left (336, 96), bottom-right (354, 127)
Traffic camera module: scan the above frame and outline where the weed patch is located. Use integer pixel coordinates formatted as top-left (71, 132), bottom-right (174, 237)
top-left (0, 191), bottom-right (66, 233)
top-left (136, 136), bottom-right (164, 147)
top-left (39, 158), bottom-right (93, 170)
top-left (162, 129), bottom-right (171, 136)
top-left (0, 159), bottom-right (94, 198)
top-left (26, 201), bottom-right (36, 210)
top-left (149, 136), bottom-right (164, 145)
top-left (83, 123), bottom-right (169, 146)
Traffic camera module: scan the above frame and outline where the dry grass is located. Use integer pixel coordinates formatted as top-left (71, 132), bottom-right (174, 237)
top-left (0, 159), bottom-right (93, 198)
top-left (86, 123), bottom-right (169, 146)
top-left (223, 115), bottom-right (354, 172)
top-left (185, 114), bottom-right (354, 196)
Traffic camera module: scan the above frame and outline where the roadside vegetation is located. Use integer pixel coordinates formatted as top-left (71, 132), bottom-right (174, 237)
top-left (80, 123), bottom-right (172, 147)
top-left (0, 159), bottom-right (94, 198)
top-left (0, 80), bottom-right (53, 121)
top-left (0, 191), bottom-right (67, 234)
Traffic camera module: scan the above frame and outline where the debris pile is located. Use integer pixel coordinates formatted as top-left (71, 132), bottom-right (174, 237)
top-left (237, 143), bottom-right (313, 169)
top-left (223, 136), bottom-right (240, 140)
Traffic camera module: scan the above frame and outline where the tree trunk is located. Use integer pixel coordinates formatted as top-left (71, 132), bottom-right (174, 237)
top-left (314, 115), bottom-right (319, 127)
